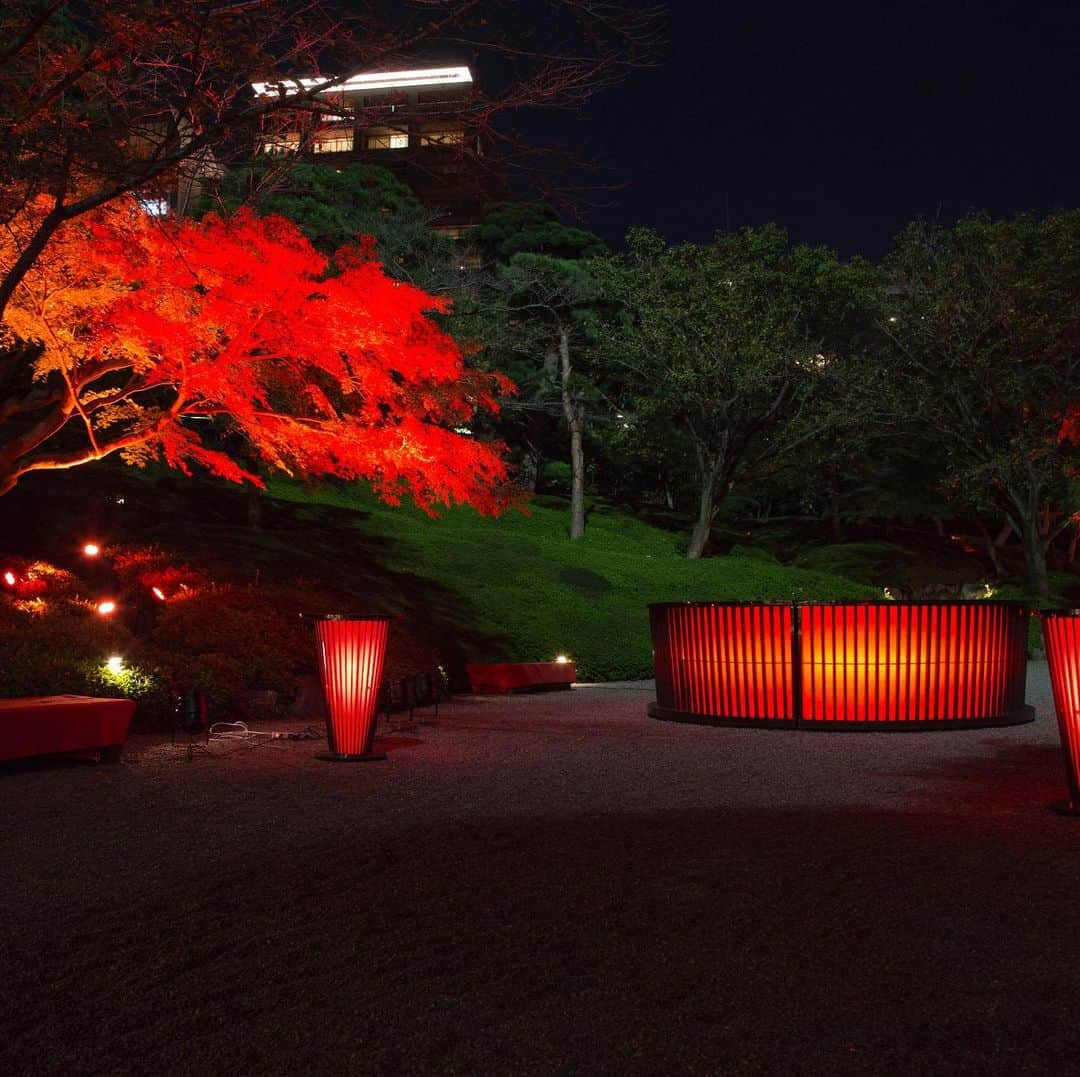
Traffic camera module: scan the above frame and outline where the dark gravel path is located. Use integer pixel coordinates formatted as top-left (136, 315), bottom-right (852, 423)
top-left (3, 663), bottom-right (1080, 1075)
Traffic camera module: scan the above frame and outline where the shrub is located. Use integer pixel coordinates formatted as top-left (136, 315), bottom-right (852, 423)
top-left (151, 585), bottom-right (316, 702)
top-left (793, 542), bottom-right (921, 588)
top-left (110, 545), bottom-right (208, 600)
top-left (729, 544), bottom-right (780, 563)
top-left (0, 599), bottom-right (134, 697)
top-left (538, 460), bottom-right (572, 495)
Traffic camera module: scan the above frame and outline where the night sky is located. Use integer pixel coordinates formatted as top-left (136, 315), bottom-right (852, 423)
top-left (538, 0), bottom-right (1080, 256)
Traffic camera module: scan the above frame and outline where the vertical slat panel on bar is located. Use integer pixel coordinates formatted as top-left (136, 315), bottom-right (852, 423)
top-left (737, 605), bottom-right (749, 717)
top-left (800, 603), bottom-right (812, 720)
top-left (881, 604), bottom-right (892, 723)
top-left (980, 602), bottom-right (993, 719)
top-left (750, 604), bottom-right (763, 717)
top-left (874, 604), bottom-right (883, 723)
top-left (1041, 613), bottom-right (1080, 811)
top-left (933, 604), bottom-right (944, 720)
top-left (853, 604), bottom-right (864, 724)
top-left (717, 604), bottom-right (731, 717)
top-left (827, 604), bottom-right (837, 722)
top-left (984, 600), bottom-right (997, 717)
top-left (958, 603), bottom-right (971, 719)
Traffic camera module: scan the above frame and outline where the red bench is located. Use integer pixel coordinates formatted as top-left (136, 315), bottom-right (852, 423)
top-left (0, 695), bottom-right (135, 763)
top-left (466, 662), bottom-right (577, 695)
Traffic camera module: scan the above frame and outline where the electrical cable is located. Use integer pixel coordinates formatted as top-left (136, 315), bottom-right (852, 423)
top-left (208, 721), bottom-right (323, 742)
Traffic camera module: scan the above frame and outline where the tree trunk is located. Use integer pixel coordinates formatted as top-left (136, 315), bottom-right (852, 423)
top-left (662, 473), bottom-right (675, 511)
top-left (567, 420), bottom-right (585, 540)
top-left (517, 442), bottom-right (542, 493)
top-left (1020, 516), bottom-right (1050, 601)
top-left (246, 484), bottom-right (264, 530)
top-left (828, 461), bottom-right (843, 543)
top-left (687, 446), bottom-right (723, 560)
top-left (978, 521), bottom-right (1003, 578)
top-left (557, 326), bottom-right (586, 541)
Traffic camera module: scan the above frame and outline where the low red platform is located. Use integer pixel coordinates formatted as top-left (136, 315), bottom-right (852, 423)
top-left (466, 662), bottom-right (577, 695)
top-left (0, 695), bottom-right (135, 763)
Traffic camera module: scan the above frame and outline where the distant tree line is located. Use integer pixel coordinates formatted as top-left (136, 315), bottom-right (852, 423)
top-left (229, 160), bottom-right (1078, 599)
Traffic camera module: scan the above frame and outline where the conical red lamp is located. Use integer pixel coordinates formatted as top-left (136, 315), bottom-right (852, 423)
top-left (1040, 611), bottom-right (1080, 814)
top-left (311, 615), bottom-right (391, 762)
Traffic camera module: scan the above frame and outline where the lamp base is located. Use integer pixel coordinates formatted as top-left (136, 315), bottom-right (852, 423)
top-left (316, 751), bottom-right (387, 763)
top-left (1049, 799), bottom-right (1080, 816)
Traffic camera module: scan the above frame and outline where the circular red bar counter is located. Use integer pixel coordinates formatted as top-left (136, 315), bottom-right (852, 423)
top-left (649, 601), bottom-right (1032, 729)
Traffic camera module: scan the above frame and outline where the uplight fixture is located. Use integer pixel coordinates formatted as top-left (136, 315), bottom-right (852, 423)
top-left (106, 655), bottom-right (125, 674)
top-left (83, 543), bottom-right (101, 557)
top-left (96, 600), bottom-right (117, 616)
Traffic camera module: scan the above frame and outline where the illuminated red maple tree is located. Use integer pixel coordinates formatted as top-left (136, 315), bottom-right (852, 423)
top-left (0, 196), bottom-right (512, 511)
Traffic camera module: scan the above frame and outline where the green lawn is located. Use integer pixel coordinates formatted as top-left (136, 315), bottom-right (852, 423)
top-left (264, 480), bottom-right (877, 680)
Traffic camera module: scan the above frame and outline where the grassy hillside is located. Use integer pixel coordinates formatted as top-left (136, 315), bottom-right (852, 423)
top-left (1, 466), bottom-right (877, 689)
top-left (263, 479), bottom-right (878, 680)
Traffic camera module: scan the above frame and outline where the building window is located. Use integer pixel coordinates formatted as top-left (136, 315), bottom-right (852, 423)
top-left (419, 125), bottom-right (465, 147)
top-left (364, 126), bottom-right (408, 150)
top-left (260, 132), bottom-right (300, 156)
top-left (137, 196), bottom-right (171, 217)
top-left (432, 224), bottom-right (469, 240)
top-left (313, 128), bottom-right (354, 153)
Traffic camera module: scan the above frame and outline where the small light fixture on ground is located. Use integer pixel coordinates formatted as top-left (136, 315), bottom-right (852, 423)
top-left (83, 543), bottom-right (100, 557)
top-left (2, 570), bottom-right (15, 587)
top-left (555, 654), bottom-right (570, 664)
top-left (151, 587), bottom-right (166, 601)
top-left (96, 599), bottom-right (117, 616)
top-left (106, 655), bottom-right (125, 675)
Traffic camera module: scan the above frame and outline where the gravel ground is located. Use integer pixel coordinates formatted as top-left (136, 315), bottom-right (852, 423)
top-left (3, 662), bottom-right (1080, 1076)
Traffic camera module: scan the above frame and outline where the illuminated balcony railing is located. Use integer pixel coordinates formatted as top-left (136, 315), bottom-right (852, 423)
top-left (649, 601), bottom-right (1032, 729)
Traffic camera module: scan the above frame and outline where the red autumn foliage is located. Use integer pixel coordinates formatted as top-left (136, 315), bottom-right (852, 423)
top-left (0, 196), bottom-right (514, 512)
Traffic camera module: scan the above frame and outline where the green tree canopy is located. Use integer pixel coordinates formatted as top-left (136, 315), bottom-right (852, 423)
top-left (471, 203), bottom-right (608, 263)
top-left (876, 211), bottom-right (1080, 598)
top-left (605, 225), bottom-right (856, 558)
top-left (207, 162), bottom-right (455, 284)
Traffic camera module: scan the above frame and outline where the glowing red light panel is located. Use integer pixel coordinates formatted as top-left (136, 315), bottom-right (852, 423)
top-left (650, 603), bottom-right (795, 725)
top-left (313, 616), bottom-right (391, 759)
top-left (1040, 612), bottom-right (1080, 813)
top-left (650, 602), bottom-right (1031, 729)
top-left (800, 602), bottom-right (1028, 724)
